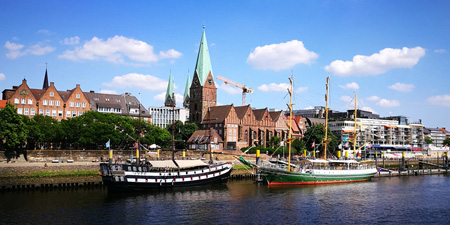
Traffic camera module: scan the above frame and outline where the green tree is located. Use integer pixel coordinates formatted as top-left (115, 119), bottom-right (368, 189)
top-left (269, 136), bottom-right (281, 148)
top-left (166, 121), bottom-right (198, 149)
top-left (0, 103), bottom-right (28, 160)
top-left (425, 136), bottom-right (433, 144)
top-left (302, 124), bottom-right (338, 157)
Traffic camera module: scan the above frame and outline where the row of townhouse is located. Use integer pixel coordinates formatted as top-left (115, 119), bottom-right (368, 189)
top-left (2, 78), bottom-right (150, 122)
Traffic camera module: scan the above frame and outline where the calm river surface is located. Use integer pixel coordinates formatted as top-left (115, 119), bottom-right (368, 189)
top-left (1, 175), bottom-right (450, 225)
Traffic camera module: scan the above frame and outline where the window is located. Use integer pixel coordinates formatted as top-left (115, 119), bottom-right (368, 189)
top-left (70, 102), bottom-right (74, 107)
top-left (245, 130), bottom-right (248, 142)
top-left (21, 99), bottom-right (26, 104)
top-left (56, 101), bottom-right (60, 106)
top-left (30, 108), bottom-right (35, 116)
top-left (229, 130), bottom-right (232, 135)
top-left (66, 111), bottom-right (71, 117)
top-left (28, 99), bottom-right (33, 105)
top-left (24, 108), bottom-right (29, 115)
top-left (46, 109), bottom-right (51, 116)
top-left (75, 102), bottom-right (80, 107)
top-left (52, 110), bottom-right (56, 116)
top-left (50, 92), bottom-right (54, 97)
top-left (14, 98), bottom-right (19, 104)
top-left (17, 108), bottom-right (23, 114)
top-left (73, 111), bottom-right (77, 117)
top-left (233, 130), bottom-right (236, 135)
top-left (39, 109), bottom-right (44, 115)
top-left (43, 100), bottom-right (48, 106)
top-left (78, 111), bottom-right (82, 116)
top-left (49, 100), bottom-right (54, 106)
top-left (76, 94), bottom-right (80, 99)
top-left (58, 110), bottom-right (63, 117)
top-left (81, 102), bottom-right (86, 108)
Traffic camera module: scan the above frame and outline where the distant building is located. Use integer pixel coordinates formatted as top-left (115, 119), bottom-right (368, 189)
top-left (424, 127), bottom-right (446, 146)
top-left (2, 69), bottom-right (149, 121)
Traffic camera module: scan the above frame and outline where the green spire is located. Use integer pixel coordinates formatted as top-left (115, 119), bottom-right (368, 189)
top-left (194, 26), bottom-right (213, 86)
top-left (164, 72), bottom-right (175, 107)
top-left (184, 72), bottom-right (191, 99)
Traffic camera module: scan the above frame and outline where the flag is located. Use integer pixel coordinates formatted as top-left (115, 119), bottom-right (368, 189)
top-left (344, 142), bottom-right (348, 148)
top-left (312, 142), bottom-right (315, 148)
top-left (344, 136), bottom-right (348, 143)
top-left (105, 139), bottom-right (110, 149)
top-left (133, 142), bottom-right (138, 149)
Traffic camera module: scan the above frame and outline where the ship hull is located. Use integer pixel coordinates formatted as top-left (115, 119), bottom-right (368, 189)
top-left (100, 162), bottom-right (233, 192)
top-left (261, 168), bottom-right (377, 186)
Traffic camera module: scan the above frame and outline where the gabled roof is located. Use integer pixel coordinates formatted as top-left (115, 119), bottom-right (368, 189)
top-left (187, 129), bottom-right (223, 144)
top-left (253, 108), bottom-right (268, 121)
top-left (235, 105), bottom-right (251, 120)
top-left (269, 111), bottom-right (283, 122)
top-left (202, 104), bottom-right (233, 124)
top-left (194, 27), bottom-right (213, 86)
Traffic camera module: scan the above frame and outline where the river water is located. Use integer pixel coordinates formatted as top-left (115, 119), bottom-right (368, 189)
top-left (1, 175), bottom-right (449, 225)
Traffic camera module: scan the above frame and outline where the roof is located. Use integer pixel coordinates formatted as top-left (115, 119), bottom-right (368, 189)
top-left (269, 111), bottom-right (282, 122)
top-left (148, 160), bottom-right (207, 169)
top-left (194, 27), bottom-right (213, 86)
top-left (253, 108), bottom-right (267, 121)
top-left (0, 100), bottom-right (7, 108)
top-left (234, 105), bottom-right (250, 119)
top-left (187, 129), bottom-right (223, 143)
top-left (202, 104), bottom-right (233, 124)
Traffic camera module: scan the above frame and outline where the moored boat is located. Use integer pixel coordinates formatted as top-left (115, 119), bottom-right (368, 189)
top-left (259, 75), bottom-right (377, 186)
top-left (100, 159), bottom-right (233, 191)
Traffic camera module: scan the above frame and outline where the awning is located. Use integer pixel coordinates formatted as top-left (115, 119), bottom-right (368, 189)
top-left (149, 160), bottom-right (177, 168)
top-left (175, 160), bottom-right (207, 168)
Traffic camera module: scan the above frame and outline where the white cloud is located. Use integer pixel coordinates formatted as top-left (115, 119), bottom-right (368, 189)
top-left (340, 95), bottom-right (353, 103)
top-left (59, 35), bottom-right (182, 65)
top-left (247, 40), bottom-right (318, 71)
top-left (103, 73), bottom-right (169, 91)
top-left (339, 82), bottom-right (359, 90)
top-left (367, 96), bottom-right (380, 101)
top-left (4, 41), bottom-right (55, 59)
top-left (154, 92), bottom-right (166, 102)
top-left (325, 47), bottom-right (426, 76)
top-left (61, 36), bottom-right (80, 45)
top-left (218, 83), bottom-right (242, 94)
top-left (99, 89), bottom-right (117, 94)
top-left (295, 86), bottom-right (309, 93)
top-left (175, 93), bottom-right (183, 104)
top-left (258, 83), bottom-right (290, 92)
top-left (0, 73), bottom-right (5, 81)
top-left (304, 106), bottom-right (314, 110)
top-left (388, 82), bottom-right (415, 92)
top-left (434, 49), bottom-right (447, 54)
top-left (427, 95), bottom-right (450, 107)
top-left (38, 29), bottom-right (55, 36)
top-left (361, 106), bottom-right (377, 114)
top-left (376, 99), bottom-right (400, 107)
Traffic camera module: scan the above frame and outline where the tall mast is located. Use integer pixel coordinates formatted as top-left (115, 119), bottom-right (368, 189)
top-left (287, 74), bottom-right (294, 172)
top-left (137, 102), bottom-right (141, 165)
top-left (172, 93), bottom-right (176, 161)
top-left (353, 93), bottom-right (357, 156)
top-left (323, 76), bottom-right (330, 160)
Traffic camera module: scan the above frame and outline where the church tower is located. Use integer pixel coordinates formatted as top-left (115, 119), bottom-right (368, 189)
top-left (189, 27), bottom-right (217, 125)
top-left (43, 68), bottom-right (49, 89)
top-left (164, 73), bottom-right (176, 107)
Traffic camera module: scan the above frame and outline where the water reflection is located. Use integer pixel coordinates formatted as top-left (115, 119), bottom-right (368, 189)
top-left (1, 175), bottom-right (450, 224)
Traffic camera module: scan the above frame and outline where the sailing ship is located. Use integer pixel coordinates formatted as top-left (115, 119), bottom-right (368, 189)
top-left (259, 75), bottom-right (377, 186)
top-left (99, 94), bottom-right (232, 191)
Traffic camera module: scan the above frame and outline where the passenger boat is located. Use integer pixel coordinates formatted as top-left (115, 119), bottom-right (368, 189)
top-left (259, 75), bottom-right (377, 186)
top-left (100, 93), bottom-right (232, 191)
top-left (100, 159), bottom-right (232, 191)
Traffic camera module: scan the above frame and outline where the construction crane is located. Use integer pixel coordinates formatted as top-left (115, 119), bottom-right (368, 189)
top-left (216, 75), bottom-right (254, 106)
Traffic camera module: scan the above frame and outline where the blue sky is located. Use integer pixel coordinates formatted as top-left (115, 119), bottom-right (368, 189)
top-left (1, 0), bottom-right (449, 129)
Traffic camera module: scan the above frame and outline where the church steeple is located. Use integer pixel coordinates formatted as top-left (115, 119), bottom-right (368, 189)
top-left (43, 68), bottom-right (49, 89)
top-left (183, 72), bottom-right (191, 109)
top-left (194, 26), bottom-right (214, 86)
top-left (164, 72), bottom-right (176, 107)
top-left (189, 26), bottom-right (217, 125)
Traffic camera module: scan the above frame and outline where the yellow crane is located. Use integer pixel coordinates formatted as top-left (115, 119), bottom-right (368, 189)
top-left (216, 75), bottom-right (254, 106)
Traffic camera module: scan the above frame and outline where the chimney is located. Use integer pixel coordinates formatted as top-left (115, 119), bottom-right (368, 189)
top-left (50, 82), bottom-right (54, 87)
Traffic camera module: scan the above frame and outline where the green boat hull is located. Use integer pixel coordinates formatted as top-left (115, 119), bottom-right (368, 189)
top-left (261, 168), bottom-right (377, 186)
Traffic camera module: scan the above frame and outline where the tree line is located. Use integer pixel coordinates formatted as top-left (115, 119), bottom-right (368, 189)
top-left (0, 103), bottom-right (198, 156)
